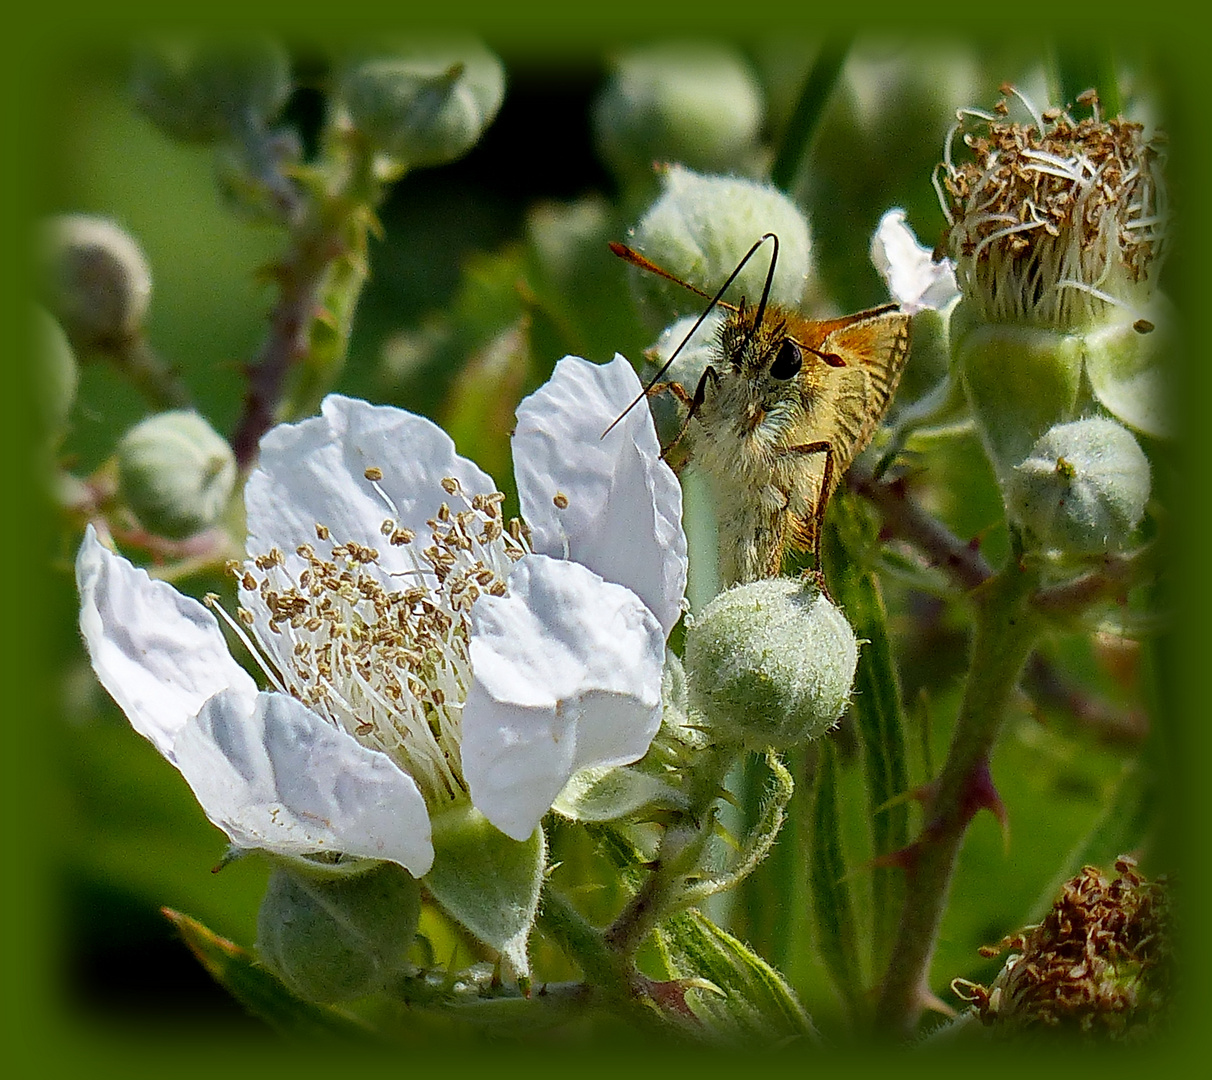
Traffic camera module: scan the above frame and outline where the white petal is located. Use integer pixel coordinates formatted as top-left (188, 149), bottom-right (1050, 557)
top-left (176, 689), bottom-right (434, 875)
top-left (75, 526), bottom-right (256, 761)
top-left (870, 209), bottom-right (959, 314)
top-left (245, 394), bottom-right (495, 575)
top-left (462, 555), bottom-right (664, 841)
top-left (513, 355), bottom-right (687, 635)
top-left (243, 395), bottom-right (498, 679)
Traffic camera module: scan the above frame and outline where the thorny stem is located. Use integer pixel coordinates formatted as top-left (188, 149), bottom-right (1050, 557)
top-left (847, 461), bottom-right (992, 593)
top-left (231, 140), bottom-right (380, 467)
top-left (874, 550), bottom-right (1042, 1038)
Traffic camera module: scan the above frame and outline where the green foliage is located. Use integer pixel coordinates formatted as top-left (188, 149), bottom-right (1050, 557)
top-left (40, 35), bottom-right (1173, 1048)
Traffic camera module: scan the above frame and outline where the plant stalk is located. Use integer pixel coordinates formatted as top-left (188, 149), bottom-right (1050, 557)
top-left (874, 554), bottom-right (1042, 1037)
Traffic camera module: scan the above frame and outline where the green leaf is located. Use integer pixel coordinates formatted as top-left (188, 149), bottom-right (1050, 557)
top-left (164, 908), bottom-right (376, 1041)
top-left (808, 739), bottom-right (865, 1021)
top-left (769, 38), bottom-right (853, 193)
top-left (424, 804), bottom-right (545, 977)
top-left (825, 495), bottom-right (911, 971)
top-left (656, 908), bottom-right (816, 1043)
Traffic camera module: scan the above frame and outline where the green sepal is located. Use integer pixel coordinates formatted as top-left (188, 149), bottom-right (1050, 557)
top-left (424, 803), bottom-right (545, 978)
top-left (255, 858), bottom-right (421, 1004)
top-left (164, 908), bottom-right (377, 1041)
top-left (656, 908), bottom-right (816, 1043)
top-left (552, 764), bottom-right (689, 823)
top-left (956, 313), bottom-right (1083, 483)
top-left (1084, 301), bottom-right (1175, 439)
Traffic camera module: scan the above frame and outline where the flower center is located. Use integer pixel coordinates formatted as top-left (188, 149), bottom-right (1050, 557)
top-left (220, 474), bottom-right (527, 807)
top-left (938, 88), bottom-right (1166, 328)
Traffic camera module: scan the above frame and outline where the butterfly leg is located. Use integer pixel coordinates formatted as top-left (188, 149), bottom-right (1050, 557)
top-left (651, 366), bottom-right (718, 465)
top-left (784, 439), bottom-right (836, 599)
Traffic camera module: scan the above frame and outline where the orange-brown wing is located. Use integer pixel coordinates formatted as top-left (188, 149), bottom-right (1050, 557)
top-left (815, 308), bottom-right (911, 475)
top-left (777, 308), bottom-right (910, 555)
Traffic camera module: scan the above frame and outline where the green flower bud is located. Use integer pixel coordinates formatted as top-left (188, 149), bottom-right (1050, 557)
top-left (643, 310), bottom-right (725, 447)
top-left (1006, 417), bottom-right (1150, 556)
top-left (593, 43), bottom-right (764, 185)
top-left (525, 195), bottom-right (611, 284)
top-left (256, 860), bottom-right (421, 1004)
top-left (953, 301), bottom-right (1083, 484)
top-left (626, 165), bottom-right (812, 327)
top-left (38, 215), bottom-right (152, 352)
top-left (33, 307), bottom-right (78, 437)
top-left (116, 410), bottom-right (236, 539)
top-left (684, 577), bottom-right (857, 750)
top-left (337, 41), bottom-right (504, 170)
top-left (131, 38), bottom-right (291, 144)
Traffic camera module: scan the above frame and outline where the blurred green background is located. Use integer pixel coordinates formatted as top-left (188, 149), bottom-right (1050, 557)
top-left (28, 34), bottom-right (1175, 1042)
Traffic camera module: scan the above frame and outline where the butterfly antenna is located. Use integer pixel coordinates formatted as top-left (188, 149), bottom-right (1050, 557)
top-left (741, 233), bottom-right (779, 358)
top-left (602, 233), bottom-right (780, 439)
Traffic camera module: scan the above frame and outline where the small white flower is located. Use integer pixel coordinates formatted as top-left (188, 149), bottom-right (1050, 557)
top-left (870, 208), bottom-right (959, 315)
top-left (77, 355), bottom-right (687, 874)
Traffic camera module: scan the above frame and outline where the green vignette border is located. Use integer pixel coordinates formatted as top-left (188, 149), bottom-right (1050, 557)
top-left (2, 9), bottom-right (1209, 1076)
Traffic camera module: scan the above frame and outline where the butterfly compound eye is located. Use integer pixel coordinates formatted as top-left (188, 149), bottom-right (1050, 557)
top-left (770, 339), bottom-right (802, 380)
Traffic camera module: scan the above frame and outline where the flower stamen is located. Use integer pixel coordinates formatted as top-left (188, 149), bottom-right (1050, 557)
top-left (222, 473), bottom-right (530, 807)
top-left (938, 88), bottom-right (1166, 328)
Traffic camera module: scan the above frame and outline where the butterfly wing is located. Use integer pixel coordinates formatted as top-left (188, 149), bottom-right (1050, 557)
top-left (818, 308), bottom-right (911, 475)
top-left (780, 308), bottom-right (911, 554)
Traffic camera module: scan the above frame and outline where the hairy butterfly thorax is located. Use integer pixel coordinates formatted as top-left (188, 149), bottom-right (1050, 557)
top-left (611, 235), bottom-right (910, 586)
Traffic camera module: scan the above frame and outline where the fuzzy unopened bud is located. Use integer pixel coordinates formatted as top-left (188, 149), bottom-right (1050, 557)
top-left (684, 577), bottom-right (857, 750)
top-left (338, 42), bottom-right (504, 170)
top-left (593, 43), bottom-right (764, 185)
top-left (33, 307), bottom-right (78, 436)
top-left (38, 215), bottom-right (152, 352)
top-left (1007, 417), bottom-right (1150, 556)
top-left (132, 38), bottom-right (291, 144)
top-left (626, 165), bottom-right (812, 327)
top-left (116, 410), bottom-right (236, 539)
top-left (257, 860), bottom-right (421, 1003)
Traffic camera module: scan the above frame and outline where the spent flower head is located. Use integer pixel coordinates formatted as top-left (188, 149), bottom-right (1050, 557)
top-left (953, 856), bottom-right (1174, 1040)
top-left (936, 87), bottom-right (1174, 480)
top-left (938, 87), bottom-right (1167, 329)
